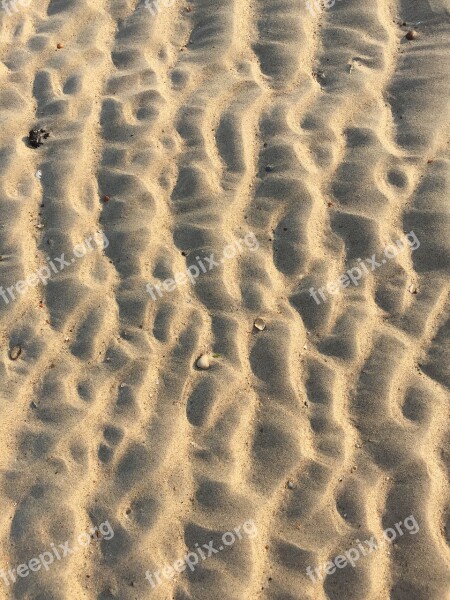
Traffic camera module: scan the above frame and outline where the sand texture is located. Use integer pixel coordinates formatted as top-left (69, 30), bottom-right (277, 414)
top-left (0, 0), bottom-right (449, 598)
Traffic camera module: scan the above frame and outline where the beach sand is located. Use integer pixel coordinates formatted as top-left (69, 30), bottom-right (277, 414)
top-left (0, 0), bottom-right (449, 598)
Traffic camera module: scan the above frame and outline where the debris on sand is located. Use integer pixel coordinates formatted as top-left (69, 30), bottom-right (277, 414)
top-left (196, 354), bottom-right (210, 370)
top-left (254, 317), bottom-right (266, 331)
top-left (28, 128), bottom-right (50, 148)
top-left (9, 345), bottom-right (22, 360)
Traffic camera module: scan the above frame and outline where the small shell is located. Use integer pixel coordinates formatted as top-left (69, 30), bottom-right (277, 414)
top-left (254, 317), bottom-right (266, 331)
top-left (405, 30), bottom-right (418, 40)
top-left (287, 480), bottom-right (295, 490)
top-left (196, 354), bottom-right (210, 370)
top-left (9, 345), bottom-right (22, 360)
top-left (408, 284), bottom-right (418, 294)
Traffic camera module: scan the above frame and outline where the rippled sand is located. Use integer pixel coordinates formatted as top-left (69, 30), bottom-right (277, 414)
top-left (0, 0), bottom-right (449, 598)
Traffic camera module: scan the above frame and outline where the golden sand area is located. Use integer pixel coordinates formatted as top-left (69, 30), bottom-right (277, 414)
top-left (0, 0), bottom-right (449, 598)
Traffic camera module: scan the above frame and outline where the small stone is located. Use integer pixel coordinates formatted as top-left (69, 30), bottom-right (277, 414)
top-left (265, 165), bottom-right (274, 172)
top-left (56, 43), bottom-right (64, 49)
top-left (103, 195), bottom-right (110, 202)
top-left (196, 354), bottom-right (210, 370)
top-left (405, 30), bottom-right (418, 40)
top-left (254, 317), bottom-right (266, 331)
top-left (9, 345), bottom-right (22, 360)
top-left (287, 480), bottom-right (295, 490)
top-left (30, 401), bottom-right (37, 409)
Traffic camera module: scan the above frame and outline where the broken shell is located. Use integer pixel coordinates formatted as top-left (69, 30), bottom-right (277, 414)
top-left (408, 284), bottom-right (418, 294)
top-left (196, 354), bottom-right (210, 370)
top-left (254, 317), bottom-right (266, 331)
top-left (9, 345), bottom-right (22, 360)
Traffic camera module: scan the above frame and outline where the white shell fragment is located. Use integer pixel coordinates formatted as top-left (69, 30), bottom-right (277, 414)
top-left (254, 317), bottom-right (266, 331)
top-left (196, 354), bottom-right (210, 370)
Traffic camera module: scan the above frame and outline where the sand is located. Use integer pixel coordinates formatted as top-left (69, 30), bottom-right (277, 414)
top-left (0, 0), bottom-right (449, 598)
